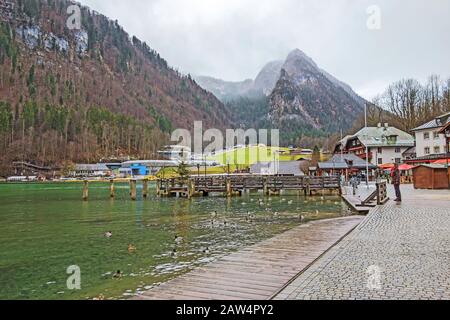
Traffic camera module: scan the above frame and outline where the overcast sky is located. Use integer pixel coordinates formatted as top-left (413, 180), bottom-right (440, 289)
top-left (80, 0), bottom-right (450, 100)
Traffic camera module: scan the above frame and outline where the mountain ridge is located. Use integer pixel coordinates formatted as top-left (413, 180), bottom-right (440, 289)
top-left (197, 48), bottom-right (367, 144)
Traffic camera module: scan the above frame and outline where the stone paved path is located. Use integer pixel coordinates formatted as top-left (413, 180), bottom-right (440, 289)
top-left (275, 185), bottom-right (450, 300)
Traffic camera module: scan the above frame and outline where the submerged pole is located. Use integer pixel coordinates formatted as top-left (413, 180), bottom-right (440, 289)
top-left (156, 179), bottom-right (161, 196)
top-left (110, 179), bottom-right (115, 198)
top-left (82, 180), bottom-right (89, 201)
top-left (226, 178), bottom-right (232, 197)
top-left (143, 179), bottom-right (148, 198)
top-left (130, 179), bottom-right (137, 201)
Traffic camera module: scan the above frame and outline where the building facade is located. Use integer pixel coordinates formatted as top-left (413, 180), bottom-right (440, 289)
top-left (335, 124), bottom-right (415, 165)
top-left (411, 112), bottom-right (450, 159)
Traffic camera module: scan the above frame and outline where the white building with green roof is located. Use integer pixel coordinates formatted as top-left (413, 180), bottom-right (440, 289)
top-left (335, 124), bottom-right (415, 166)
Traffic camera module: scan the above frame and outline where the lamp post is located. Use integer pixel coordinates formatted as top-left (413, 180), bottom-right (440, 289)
top-left (204, 155), bottom-right (207, 178)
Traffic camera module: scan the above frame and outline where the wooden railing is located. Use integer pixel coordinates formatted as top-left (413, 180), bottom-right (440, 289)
top-left (157, 175), bottom-right (341, 198)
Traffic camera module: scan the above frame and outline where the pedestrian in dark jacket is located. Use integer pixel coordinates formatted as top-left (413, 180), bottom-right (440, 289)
top-left (391, 163), bottom-right (402, 202)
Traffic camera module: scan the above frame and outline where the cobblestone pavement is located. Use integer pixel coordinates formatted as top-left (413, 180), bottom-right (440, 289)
top-left (275, 185), bottom-right (450, 300)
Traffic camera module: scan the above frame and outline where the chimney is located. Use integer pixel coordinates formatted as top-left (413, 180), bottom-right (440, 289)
top-left (377, 123), bottom-right (382, 128)
top-left (384, 123), bottom-right (389, 130)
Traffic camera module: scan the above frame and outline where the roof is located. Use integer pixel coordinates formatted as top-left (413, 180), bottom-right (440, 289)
top-left (75, 164), bottom-right (109, 171)
top-left (318, 162), bottom-right (349, 170)
top-left (406, 153), bottom-right (450, 162)
top-left (352, 126), bottom-right (415, 148)
top-left (439, 121), bottom-right (450, 134)
top-left (413, 164), bottom-right (448, 170)
top-left (250, 161), bottom-right (305, 176)
top-left (402, 146), bottom-right (416, 156)
top-left (319, 153), bottom-right (377, 170)
top-left (337, 125), bottom-right (415, 150)
top-left (412, 112), bottom-right (450, 132)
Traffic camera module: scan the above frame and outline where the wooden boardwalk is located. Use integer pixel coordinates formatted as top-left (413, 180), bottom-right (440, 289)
top-left (133, 216), bottom-right (364, 300)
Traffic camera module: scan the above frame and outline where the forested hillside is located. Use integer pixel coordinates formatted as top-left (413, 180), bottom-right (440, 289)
top-left (0, 0), bottom-right (229, 174)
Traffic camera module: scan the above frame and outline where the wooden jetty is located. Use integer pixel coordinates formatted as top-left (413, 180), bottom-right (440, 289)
top-left (133, 216), bottom-right (364, 300)
top-left (156, 175), bottom-right (341, 198)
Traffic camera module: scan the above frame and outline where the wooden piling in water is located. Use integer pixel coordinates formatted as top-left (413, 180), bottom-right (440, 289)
top-left (82, 180), bottom-right (89, 201)
top-left (226, 178), bottom-right (232, 197)
top-left (143, 179), bottom-right (148, 198)
top-left (130, 179), bottom-right (137, 201)
top-left (263, 177), bottom-right (269, 196)
top-left (110, 179), bottom-right (115, 198)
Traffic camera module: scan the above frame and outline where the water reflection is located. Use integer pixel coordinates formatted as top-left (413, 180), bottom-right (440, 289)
top-left (0, 183), bottom-right (352, 300)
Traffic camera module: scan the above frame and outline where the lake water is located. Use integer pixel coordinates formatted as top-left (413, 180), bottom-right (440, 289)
top-left (0, 182), bottom-right (352, 300)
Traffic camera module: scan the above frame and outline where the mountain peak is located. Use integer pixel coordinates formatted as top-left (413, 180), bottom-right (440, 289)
top-left (287, 48), bottom-right (315, 62)
top-left (284, 49), bottom-right (318, 77)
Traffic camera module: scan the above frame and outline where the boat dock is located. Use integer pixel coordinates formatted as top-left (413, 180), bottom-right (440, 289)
top-left (156, 175), bottom-right (342, 198)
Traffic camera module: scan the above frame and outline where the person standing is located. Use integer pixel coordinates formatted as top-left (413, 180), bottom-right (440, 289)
top-left (391, 163), bottom-right (402, 202)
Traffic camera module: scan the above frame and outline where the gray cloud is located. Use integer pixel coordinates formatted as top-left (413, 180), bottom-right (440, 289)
top-left (80, 0), bottom-right (450, 99)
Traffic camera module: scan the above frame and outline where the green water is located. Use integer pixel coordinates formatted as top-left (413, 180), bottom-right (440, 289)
top-left (0, 182), bottom-right (351, 300)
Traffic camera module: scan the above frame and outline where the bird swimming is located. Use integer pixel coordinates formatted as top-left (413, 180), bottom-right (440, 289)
top-left (128, 244), bottom-right (137, 253)
top-left (104, 231), bottom-right (113, 238)
top-left (175, 235), bottom-right (184, 244)
top-left (113, 270), bottom-right (123, 279)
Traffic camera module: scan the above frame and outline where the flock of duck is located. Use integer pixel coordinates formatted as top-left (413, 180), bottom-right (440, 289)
top-left (102, 196), bottom-right (346, 268)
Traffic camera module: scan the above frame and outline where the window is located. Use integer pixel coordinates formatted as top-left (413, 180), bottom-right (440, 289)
top-left (434, 132), bottom-right (440, 139)
top-left (395, 147), bottom-right (401, 153)
top-left (395, 158), bottom-right (401, 164)
top-left (377, 148), bottom-right (383, 154)
top-left (424, 132), bottom-right (430, 140)
top-left (378, 158), bottom-right (383, 165)
top-left (424, 147), bottom-right (431, 155)
top-left (434, 146), bottom-right (441, 154)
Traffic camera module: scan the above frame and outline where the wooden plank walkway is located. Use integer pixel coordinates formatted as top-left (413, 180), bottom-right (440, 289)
top-left (133, 216), bottom-right (364, 300)
top-left (342, 195), bottom-right (372, 214)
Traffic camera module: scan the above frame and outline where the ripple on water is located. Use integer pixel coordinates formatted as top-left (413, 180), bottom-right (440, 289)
top-left (0, 183), bottom-right (350, 300)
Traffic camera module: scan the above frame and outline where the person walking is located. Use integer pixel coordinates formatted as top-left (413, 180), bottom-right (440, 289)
top-left (391, 163), bottom-right (402, 202)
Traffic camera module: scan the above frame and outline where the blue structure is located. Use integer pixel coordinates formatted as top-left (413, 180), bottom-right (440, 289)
top-left (129, 163), bottom-right (150, 176)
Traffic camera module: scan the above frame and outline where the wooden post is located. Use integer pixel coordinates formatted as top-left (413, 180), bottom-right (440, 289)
top-left (263, 177), bottom-right (269, 196)
top-left (305, 177), bottom-right (311, 196)
top-left (226, 178), bottom-right (232, 197)
top-left (82, 180), bottom-right (89, 201)
top-left (110, 179), bottom-right (115, 198)
top-left (143, 179), bottom-right (148, 198)
top-left (187, 180), bottom-right (195, 199)
top-left (130, 179), bottom-right (137, 201)
top-left (156, 179), bottom-right (161, 196)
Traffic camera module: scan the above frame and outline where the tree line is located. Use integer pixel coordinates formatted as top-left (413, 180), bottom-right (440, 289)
top-left (0, 101), bottom-right (166, 175)
top-left (369, 75), bottom-right (450, 131)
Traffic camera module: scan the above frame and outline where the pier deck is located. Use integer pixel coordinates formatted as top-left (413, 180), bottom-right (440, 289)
top-left (133, 215), bottom-right (363, 300)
